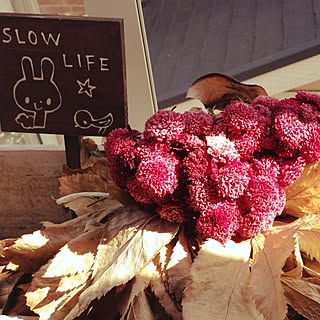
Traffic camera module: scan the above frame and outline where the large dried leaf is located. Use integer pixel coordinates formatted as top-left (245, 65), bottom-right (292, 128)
top-left (58, 196), bottom-right (105, 216)
top-left (182, 239), bottom-right (261, 320)
top-left (2, 204), bottom-right (121, 274)
top-left (248, 223), bottom-right (298, 320)
top-left (150, 274), bottom-right (182, 320)
top-left (26, 226), bottom-right (103, 320)
top-left (56, 192), bottom-right (120, 217)
top-left (165, 232), bottom-right (192, 306)
top-left (0, 272), bottom-right (24, 309)
top-left (63, 157), bottom-right (109, 180)
top-left (123, 291), bottom-right (155, 320)
top-left (0, 314), bottom-right (38, 319)
top-left (75, 282), bottom-right (134, 320)
top-left (303, 256), bottom-right (320, 277)
top-left (297, 226), bottom-right (320, 261)
top-left (281, 277), bottom-right (320, 320)
top-left (60, 156), bottom-right (134, 205)
top-left (65, 208), bottom-right (179, 320)
top-left (186, 72), bottom-right (266, 109)
top-left (282, 241), bottom-right (303, 279)
top-left (120, 243), bottom-right (180, 319)
top-left (149, 243), bottom-right (183, 320)
top-left (2, 274), bottom-right (34, 317)
top-left (59, 174), bottom-right (109, 196)
top-left (285, 162), bottom-right (320, 217)
top-left (120, 259), bottom-right (159, 319)
top-left (0, 239), bottom-right (17, 254)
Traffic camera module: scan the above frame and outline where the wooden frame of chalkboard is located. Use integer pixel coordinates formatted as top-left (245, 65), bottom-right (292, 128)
top-left (0, 13), bottom-right (127, 167)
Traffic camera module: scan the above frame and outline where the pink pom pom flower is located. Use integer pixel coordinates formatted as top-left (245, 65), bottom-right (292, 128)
top-left (144, 110), bottom-right (185, 142)
top-left (214, 161), bottom-right (250, 199)
top-left (105, 90), bottom-right (320, 245)
top-left (128, 154), bottom-right (179, 204)
top-left (196, 201), bottom-right (242, 244)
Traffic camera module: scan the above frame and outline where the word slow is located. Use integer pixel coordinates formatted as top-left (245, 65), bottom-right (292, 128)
top-left (1, 27), bottom-right (61, 46)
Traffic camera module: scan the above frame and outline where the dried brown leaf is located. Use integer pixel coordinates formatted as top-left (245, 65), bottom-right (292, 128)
top-left (303, 256), bottom-right (320, 277)
top-left (2, 274), bottom-right (34, 317)
top-left (59, 174), bottom-right (108, 196)
top-left (26, 226), bottom-right (103, 320)
top-left (297, 227), bottom-right (320, 262)
top-left (150, 274), bottom-right (182, 320)
top-left (76, 282), bottom-right (134, 320)
top-left (107, 184), bottom-right (136, 206)
top-left (248, 223), bottom-right (298, 320)
top-left (281, 277), bottom-right (320, 320)
top-left (123, 291), bottom-right (155, 320)
top-left (0, 239), bottom-right (17, 254)
top-left (165, 232), bottom-right (192, 306)
top-left (60, 197), bottom-right (101, 216)
top-left (65, 208), bottom-right (179, 320)
top-left (282, 242), bottom-right (303, 279)
top-left (147, 242), bottom-right (183, 319)
top-left (285, 162), bottom-right (320, 217)
top-left (63, 157), bottom-right (109, 180)
top-left (182, 239), bottom-right (261, 320)
top-left (0, 314), bottom-right (39, 319)
top-left (61, 155), bottom-right (133, 205)
top-left (57, 193), bottom-right (120, 217)
top-left (2, 204), bottom-right (121, 274)
top-left (135, 243), bottom-right (182, 319)
top-left (120, 259), bottom-right (159, 319)
top-left (0, 272), bottom-right (24, 310)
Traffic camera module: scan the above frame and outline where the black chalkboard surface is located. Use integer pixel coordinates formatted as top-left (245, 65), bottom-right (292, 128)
top-left (0, 13), bottom-right (127, 137)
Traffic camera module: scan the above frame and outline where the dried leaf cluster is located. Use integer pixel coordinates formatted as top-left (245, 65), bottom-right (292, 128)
top-left (1, 151), bottom-right (320, 319)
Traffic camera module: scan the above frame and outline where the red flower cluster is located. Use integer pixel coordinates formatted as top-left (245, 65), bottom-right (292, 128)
top-left (104, 92), bottom-right (320, 244)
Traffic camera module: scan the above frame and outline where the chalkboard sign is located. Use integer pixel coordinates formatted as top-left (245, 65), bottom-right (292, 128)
top-left (0, 13), bottom-right (127, 136)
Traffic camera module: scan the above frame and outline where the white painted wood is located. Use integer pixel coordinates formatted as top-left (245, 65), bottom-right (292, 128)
top-left (85, 0), bottom-right (158, 131)
top-left (38, 134), bottom-right (64, 145)
top-left (0, 0), bottom-right (14, 12)
top-left (244, 55), bottom-right (320, 97)
top-left (10, 0), bottom-right (40, 13)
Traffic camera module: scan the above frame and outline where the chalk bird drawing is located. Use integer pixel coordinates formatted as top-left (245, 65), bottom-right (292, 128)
top-left (74, 109), bottom-right (114, 134)
top-left (14, 56), bottom-right (62, 129)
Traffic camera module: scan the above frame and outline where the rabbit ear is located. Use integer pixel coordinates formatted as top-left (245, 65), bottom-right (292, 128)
top-left (40, 57), bottom-right (55, 81)
top-left (21, 56), bottom-right (35, 80)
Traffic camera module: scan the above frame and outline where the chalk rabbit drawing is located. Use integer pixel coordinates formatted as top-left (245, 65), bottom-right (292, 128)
top-left (14, 56), bottom-right (62, 129)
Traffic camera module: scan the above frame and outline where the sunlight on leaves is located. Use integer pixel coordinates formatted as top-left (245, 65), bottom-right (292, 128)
top-left (297, 227), bottom-right (320, 262)
top-left (165, 232), bottom-right (192, 306)
top-left (65, 208), bottom-right (179, 320)
top-left (26, 226), bottom-right (103, 320)
top-left (182, 239), bottom-right (261, 320)
top-left (285, 163), bottom-right (320, 217)
top-left (248, 223), bottom-right (297, 320)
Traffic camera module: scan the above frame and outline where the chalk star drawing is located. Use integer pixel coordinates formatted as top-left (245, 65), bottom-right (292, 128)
top-left (77, 78), bottom-right (96, 98)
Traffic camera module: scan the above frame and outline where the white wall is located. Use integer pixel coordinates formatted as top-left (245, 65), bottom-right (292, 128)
top-left (85, 0), bottom-right (157, 131)
top-left (0, 0), bottom-right (14, 12)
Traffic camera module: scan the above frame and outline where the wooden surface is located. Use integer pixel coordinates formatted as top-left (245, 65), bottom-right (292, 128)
top-left (0, 145), bottom-right (71, 239)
